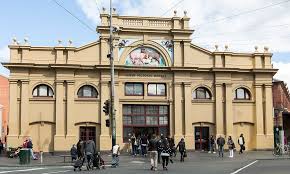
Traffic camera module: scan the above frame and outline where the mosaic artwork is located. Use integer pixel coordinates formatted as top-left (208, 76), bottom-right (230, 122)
top-left (125, 47), bottom-right (166, 66)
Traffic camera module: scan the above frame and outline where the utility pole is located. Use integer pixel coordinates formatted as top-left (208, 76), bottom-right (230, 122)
top-left (109, 0), bottom-right (116, 147)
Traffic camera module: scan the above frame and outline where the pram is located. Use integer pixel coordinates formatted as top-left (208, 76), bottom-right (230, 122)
top-left (92, 152), bottom-right (105, 169)
top-left (73, 157), bottom-right (84, 171)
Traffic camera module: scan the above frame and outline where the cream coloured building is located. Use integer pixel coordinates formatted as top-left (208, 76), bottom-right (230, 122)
top-left (4, 11), bottom-right (277, 152)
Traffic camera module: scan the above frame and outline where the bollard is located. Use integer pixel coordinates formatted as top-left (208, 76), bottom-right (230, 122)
top-left (40, 151), bottom-right (43, 164)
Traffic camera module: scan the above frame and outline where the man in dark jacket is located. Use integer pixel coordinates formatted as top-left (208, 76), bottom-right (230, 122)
top-left (216, 135), bottom-right (225, 157)
top-left (70, 144), bottom-right (78, 162)
top-left (140, 134), bottom-right (148, 157)
top-left (176, 138), bottom-right (186, 162)
top-left (148, 135), bottom-right (158, 171)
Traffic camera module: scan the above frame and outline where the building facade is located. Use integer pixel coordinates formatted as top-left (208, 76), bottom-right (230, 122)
top-left (0, 75), bottom-right (9, 143)
top-left (4, 11), bottom-right (277, 152)
top-left (272, 79), bottom-right (290, 143)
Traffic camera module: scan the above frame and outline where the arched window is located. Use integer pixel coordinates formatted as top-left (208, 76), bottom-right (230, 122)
top-left (77, 85), bottom-right (98, 98)
top-left (32, 84), bottom-right (54, 97)
top-left (234, 87), bottom-right (251, 100)
top-left (192, 87), bottom-right (211, 99)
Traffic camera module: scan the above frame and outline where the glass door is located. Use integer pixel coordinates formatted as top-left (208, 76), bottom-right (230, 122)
top-left (195, 126), bottom-right (209, 151)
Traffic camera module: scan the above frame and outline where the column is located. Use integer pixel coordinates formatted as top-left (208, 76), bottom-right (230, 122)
top-left (114, 82), bottom-right (122, 145)
top-left (7, 80), bottom-right (19, 147)
top-left (184, 83), bottom-right (194, 149)
top-left (100, 81), bottom-right (111, 150)
top-left (20, 80), bottom-right (29, 137)
top-left (255, 84), bottom-right (264, 149)
top-left (215, 83), bottom-right (224, 136)
top-left (174, 82), bottom-right (183, 141)
top-left (225, 83), bottom-right (233, 137)
top-left (66, 80), bottom-right (76, 146)
top-left (54, 80), bottom-right (65, 151)
top-left (264, 84), bottom-right (274, 148)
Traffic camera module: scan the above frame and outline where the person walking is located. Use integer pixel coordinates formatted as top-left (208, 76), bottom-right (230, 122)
top-left (176, 138), bottom-right (186, 162)
top-left (131, 134), bottom-right (138, 156)
top-left (27, 138), bottom-right (37, 160)
top-left (227, 136), bottom-right (235, 158)
top-left (112, 144), bottom-right (120, 168)
top-left (85, 139), bottom-right (96, 170)
top-left (157, 135), bottom-right (162, 164)
top-left (238, 134), bottom-right (245, 154)
top-left (76, 139), bottom-right (84, 159)
top-left (208, 135), bottom-right (216, 153)
top-left (216, 135), bottom-right (225, 158)
top-left (70, 144), bottom-right (78, 162)
top-left (148, 134), bottom-right (158, 171)
top-left (0, 140), bottom-right (3, 155)
top-left (140, 134), bottom-right (148, 157)
top-left (158, 136), bottom-right (171, 170)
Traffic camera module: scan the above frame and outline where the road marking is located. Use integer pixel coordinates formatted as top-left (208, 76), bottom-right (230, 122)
top-left (41, 170), bottom-right (70, 174)
top-left (230, 160), bottom-right (258, 174)
top-left (0, 168), bottom-right (45, 174)
top-left (130, 161), bottom-right (145, 164)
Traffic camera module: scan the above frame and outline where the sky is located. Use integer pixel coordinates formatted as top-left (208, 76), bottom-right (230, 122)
top-left (0, 0), bottom-right (289, 85)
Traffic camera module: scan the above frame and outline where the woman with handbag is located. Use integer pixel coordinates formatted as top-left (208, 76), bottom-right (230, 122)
top-left (176, 138), bottom-right (186, 162)
top-left (158, 136), bottom-right (171, 170)
top-left (227, 136), bottom-right (235, 158)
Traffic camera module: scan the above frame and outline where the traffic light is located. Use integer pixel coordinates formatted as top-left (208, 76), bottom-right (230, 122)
top-left (103, 100), bottom-right (110, 115)
top-left (105, 119), bottom-right (110, 127)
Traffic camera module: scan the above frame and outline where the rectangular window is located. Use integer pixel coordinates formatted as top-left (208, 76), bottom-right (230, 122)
top-left (132, 115), bottom-right (145, 125)
top-left (123, 116), bottom-right (132, 125)
top-left (159, 116), bottom-right (168, 125)
top-left (39, 86), bottom-right (48, 96)
top-left (125, 83), bottom-right (144, 96)
top-left (148, 84), bottom-right (166, 96)
top-left (237, 88), bottom-right (245, 99)
top-left (146, 116), bottom-right (158, 125)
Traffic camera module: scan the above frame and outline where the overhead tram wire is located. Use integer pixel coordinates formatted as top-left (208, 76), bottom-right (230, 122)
top-left (52, 0), bottom-right (96, 33)
top-left (160, 0), bottom-right (185, 17)
top-left (95, 0), bottom-right (101, 15)
top-left (194, 0), bottom-right (290, 28)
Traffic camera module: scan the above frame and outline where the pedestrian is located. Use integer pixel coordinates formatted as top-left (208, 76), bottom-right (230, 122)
top-left (112, 144), bottom-right (120, 168)
top-left (85, 139), bottom-right (96, 170)
top-left (168, 136), bottom-right (176, 157)
top-left (140, 134), bottom-right (148, 157)
top-left (70, 144), bottom-right (78, 162)
top-left (158, 135), bottom-right (171, 170)
top-left (176, 138), bottom-right (186, 162)
top-left (131, 134), bottom-right (138, 156)
top-left (208, 135), bottom-right (216, 153)
top-left (27, 138), bottom-right (37, 160)
top-left (216, 135), bottom-right (225, 158)
top-left (148, 134), bottom-right (158, 171)
top-left (238, 134), bottom-right (245, 154)
top-left (0, 139), bottom-right (3, 155)
top-left (22, 138), bottom-right (28, 148)
top-left (76, 139), bottom-right (84, 159)
top-left (157, 135), bottom-right (162, 164)
top-left (227, 136), bottom-right (235, 158)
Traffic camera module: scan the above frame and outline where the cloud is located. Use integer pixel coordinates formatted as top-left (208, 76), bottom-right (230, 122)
top-left (77, 0), bottom-right (290, 53)
top-left (273, 61), bottom-right (290, 86)
top-left (0, 46), bottom-right (9, 63)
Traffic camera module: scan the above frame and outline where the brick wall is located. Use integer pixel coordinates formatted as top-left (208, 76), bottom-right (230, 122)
top-left (273, 81), bottom-right (290, 110)
top-left (0, 75), bottom-right (9, 143)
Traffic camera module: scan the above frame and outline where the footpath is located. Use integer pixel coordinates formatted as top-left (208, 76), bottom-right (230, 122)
top-left (0, 151), bottom-right (289, 167)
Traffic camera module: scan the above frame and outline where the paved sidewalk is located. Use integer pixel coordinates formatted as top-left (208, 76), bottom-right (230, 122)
top-left (0, 151), bottom-right (289, 167)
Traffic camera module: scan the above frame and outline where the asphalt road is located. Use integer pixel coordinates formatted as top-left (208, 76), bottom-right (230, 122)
top-left (0, 157), bottom-right (290, 174)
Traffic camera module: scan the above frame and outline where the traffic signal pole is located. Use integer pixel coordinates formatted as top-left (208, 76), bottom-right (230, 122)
top-left (109, 0), bottom-right (116, 147)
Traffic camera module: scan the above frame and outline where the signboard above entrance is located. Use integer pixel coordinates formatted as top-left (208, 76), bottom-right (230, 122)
top-left (125, 47), bottom-right (166, 67)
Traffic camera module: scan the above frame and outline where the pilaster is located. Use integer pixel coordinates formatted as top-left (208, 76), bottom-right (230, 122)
top-left (255, 84), bottom-right (265, 148)
top-left (183, 42), bottom-right (191, 67)
top-left (215, 83), bottom-right (224, 136)
top-left (66, 80), bottom-right (75, 136)
top-left (184, 82), bottom-right (194, 149)
top-left (20, 80), bottom-right (30, 137)
top-left (173, 82), bottom-right (183, 141)
top-left (225, 83), bottom-right (233, 137)
top-left (173, 41), bottom-right (182, 67)
top-left (100, 81), bottom-right (111, 150)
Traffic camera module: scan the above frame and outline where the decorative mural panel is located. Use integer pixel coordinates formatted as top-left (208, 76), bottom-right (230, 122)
top-left (153, 40), bottom-right (174, 64)
top-left (125, 47), bottom-right (166, 67)
top-left (118, 39), bottom-right (138, 61)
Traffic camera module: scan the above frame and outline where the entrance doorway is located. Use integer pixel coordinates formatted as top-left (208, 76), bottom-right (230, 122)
top-left (195, 126), bottom-right (209, 151)
top-left (80, 126), bottom-right (96, 143)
